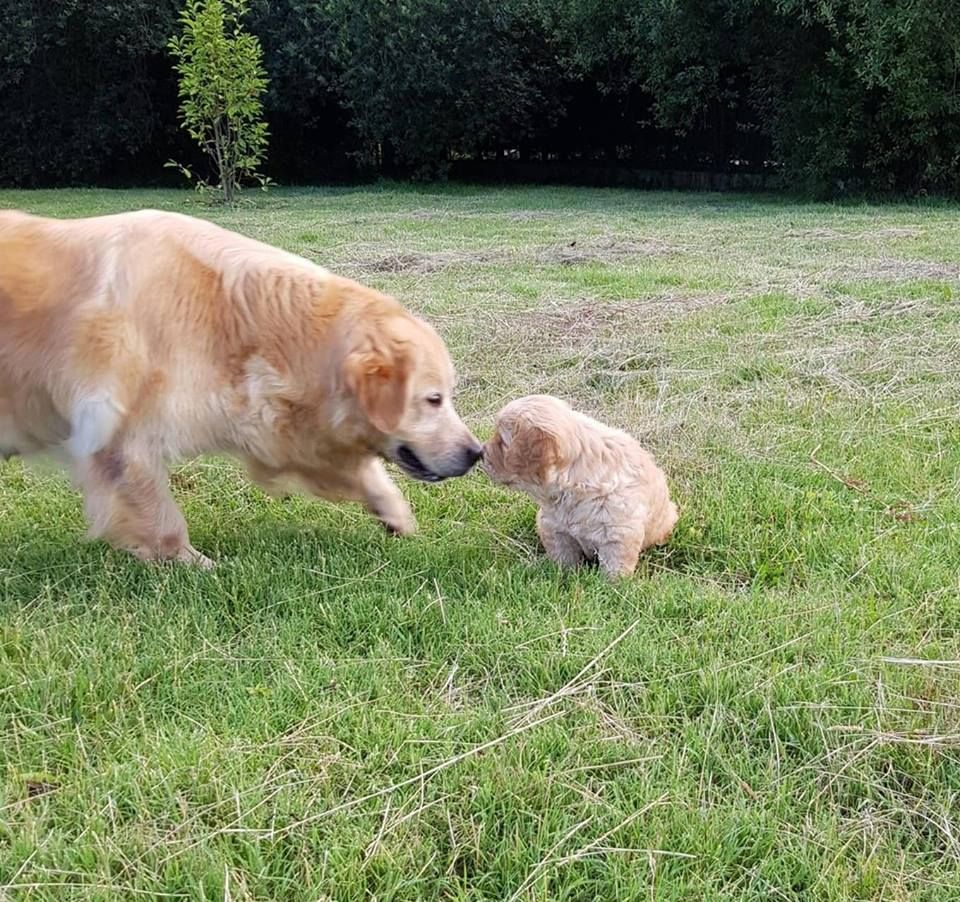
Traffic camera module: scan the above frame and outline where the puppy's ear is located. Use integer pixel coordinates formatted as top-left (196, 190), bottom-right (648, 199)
top-left (345, 344), bottom-right (411, 433)
top-left (512, 425), bottom-right (561, 483)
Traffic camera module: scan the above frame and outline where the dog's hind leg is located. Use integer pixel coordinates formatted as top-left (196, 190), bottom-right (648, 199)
top-left (0, 412), bottom-right (23, 459)
top-left (75, 446), bottom-right (213, 568)
top-left (0, 397), bottom-right (39, 459)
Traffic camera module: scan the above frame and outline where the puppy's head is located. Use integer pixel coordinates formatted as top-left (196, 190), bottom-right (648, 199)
top-left (344, 312), bottom-right (482, 481)
top-left (483, 395), bottom-right (572, 496)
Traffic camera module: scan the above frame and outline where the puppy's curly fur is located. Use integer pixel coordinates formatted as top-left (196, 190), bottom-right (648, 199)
top-left (484, 395), bottom-right (677, 578)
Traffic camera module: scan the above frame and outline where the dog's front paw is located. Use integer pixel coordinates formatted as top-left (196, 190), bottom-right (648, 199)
top-left (380, 509), bottom-right (417, 536)
top-left (369, 494), bottom-right (417, 536)
top-left (130, 543), bottom-right (216, 568)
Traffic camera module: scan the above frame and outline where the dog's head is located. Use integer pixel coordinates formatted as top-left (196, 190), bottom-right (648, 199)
top-left (344, 312), bottom-right (482, 481)
top-left (483, 395), bottom-right (572, 496)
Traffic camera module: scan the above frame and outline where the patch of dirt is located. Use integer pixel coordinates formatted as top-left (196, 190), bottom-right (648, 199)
top-left (786, 226), bottom-right (923, 241)
top-left (25, 779), bottom-right (58, 799)
top-left (365, 248), bottom-right (506, 274)
top-left (838, 259), bottom-right (960, 281)
top-left (885, 501), bottom-right (924, 523)
top-left (538, 236), bottom-right (675, 265)
top-left (870, 227), bottom-right (922, 239)
top-left (503, 293), bottom-right (730, 348)
top-left (513, 301), bottom-right (632, 349)
top-left (786, 228), bottom-right (845, 240)
top-left (388, 209), bottom-right (487, 221)
top-left (404, 210), bottom-right (448, 220)
top-left (343, 235), bottom-right (675, 276)
top-left (170, 470), bottom-right (200, 492)
top-left (508, 211), bottom-right (558, 221)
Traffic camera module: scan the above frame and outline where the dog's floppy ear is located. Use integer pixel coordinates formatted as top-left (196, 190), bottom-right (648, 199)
top-left (345, 343), bottom-right (411, 433)
top-left (511, 424), bottom-right (561, 483)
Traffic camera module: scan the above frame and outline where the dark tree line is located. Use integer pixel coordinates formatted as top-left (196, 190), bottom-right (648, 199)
top-left (2, 0), bottom-right (958, 195)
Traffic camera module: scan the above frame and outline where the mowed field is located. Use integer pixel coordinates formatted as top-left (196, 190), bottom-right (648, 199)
top-left (1, 186), bottom-right (959, 900)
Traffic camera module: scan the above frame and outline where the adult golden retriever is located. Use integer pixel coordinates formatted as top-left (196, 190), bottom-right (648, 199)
top-left (0, 209), bottom-right (482, 566)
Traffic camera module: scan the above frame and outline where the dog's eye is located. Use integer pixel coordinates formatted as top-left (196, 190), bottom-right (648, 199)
top-left (426, 393), bottom-right (443, 407)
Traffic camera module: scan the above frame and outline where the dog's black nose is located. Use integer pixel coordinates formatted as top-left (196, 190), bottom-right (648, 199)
top-left (463, 442), bottom-right (484, 468)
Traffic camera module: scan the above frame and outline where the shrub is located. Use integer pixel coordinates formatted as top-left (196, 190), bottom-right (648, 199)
top-left (168, 0), bottom-right (270, 202)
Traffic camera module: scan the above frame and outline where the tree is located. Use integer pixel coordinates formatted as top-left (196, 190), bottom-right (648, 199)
top-left (168, 0), bottom-right (269, 202)
top-left (248, 0), bottom-right (356, 181)
top-left (0, 0), bottom-right (180, 187)
top-left (325, 0), bottom-right (549, 177)
top-left (2, 0), bottom-right (959, 195)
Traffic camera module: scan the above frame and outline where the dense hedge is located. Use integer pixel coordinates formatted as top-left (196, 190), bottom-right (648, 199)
top-left (1, 0), bottom-right (958, 194)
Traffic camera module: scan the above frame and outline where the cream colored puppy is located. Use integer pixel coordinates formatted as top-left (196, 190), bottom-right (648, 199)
top-left (483, 395), bottom-right (677, 578)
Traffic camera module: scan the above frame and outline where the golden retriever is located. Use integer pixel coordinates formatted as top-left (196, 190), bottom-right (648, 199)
top-left (0, 208), bottom-right (482, 566)
top-left (483, 395), bottom-right (677, 578)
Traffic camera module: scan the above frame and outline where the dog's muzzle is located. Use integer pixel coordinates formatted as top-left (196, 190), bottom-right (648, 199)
top-left (394, 445), bottom-right (443, 482)
top-left (393, 442), bottom-right (483, 482)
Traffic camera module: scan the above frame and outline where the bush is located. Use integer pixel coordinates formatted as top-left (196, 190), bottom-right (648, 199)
top-left (1, 0), bottom-right (958, 195)
top-left (0, 0), bottom-right (180, 186)
top-left (168, 0), bottom-right (270, 202)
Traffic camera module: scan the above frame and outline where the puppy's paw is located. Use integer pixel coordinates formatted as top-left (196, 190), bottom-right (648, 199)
top-left (598, 543), bottom-right (640, 580)
top-left (600, 564), bottom-right (635, 580)
top-left (179, 545), bottom-right (217, 569)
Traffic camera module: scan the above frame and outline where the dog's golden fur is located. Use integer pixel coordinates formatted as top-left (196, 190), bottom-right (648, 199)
top-left (0, 209), bottom-right (481, 565)
top-left (483, 395), bottom-right (677, 578)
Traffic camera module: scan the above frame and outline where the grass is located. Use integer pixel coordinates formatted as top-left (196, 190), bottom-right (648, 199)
top-left (1, 184), bottom-right (959, 900)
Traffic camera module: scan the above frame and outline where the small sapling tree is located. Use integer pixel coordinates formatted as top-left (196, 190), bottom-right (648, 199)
top-left (167, 0), bottom-right (269, 202)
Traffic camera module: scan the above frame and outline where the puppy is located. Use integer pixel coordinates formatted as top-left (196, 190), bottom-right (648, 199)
top-left (0, 209), bottom-right (482, 566)
top-left (483, 395), bottom-right (677, 578)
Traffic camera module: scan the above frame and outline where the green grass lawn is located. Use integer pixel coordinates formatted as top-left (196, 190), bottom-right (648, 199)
top-left (2, 185), bottom-right (959, 900)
